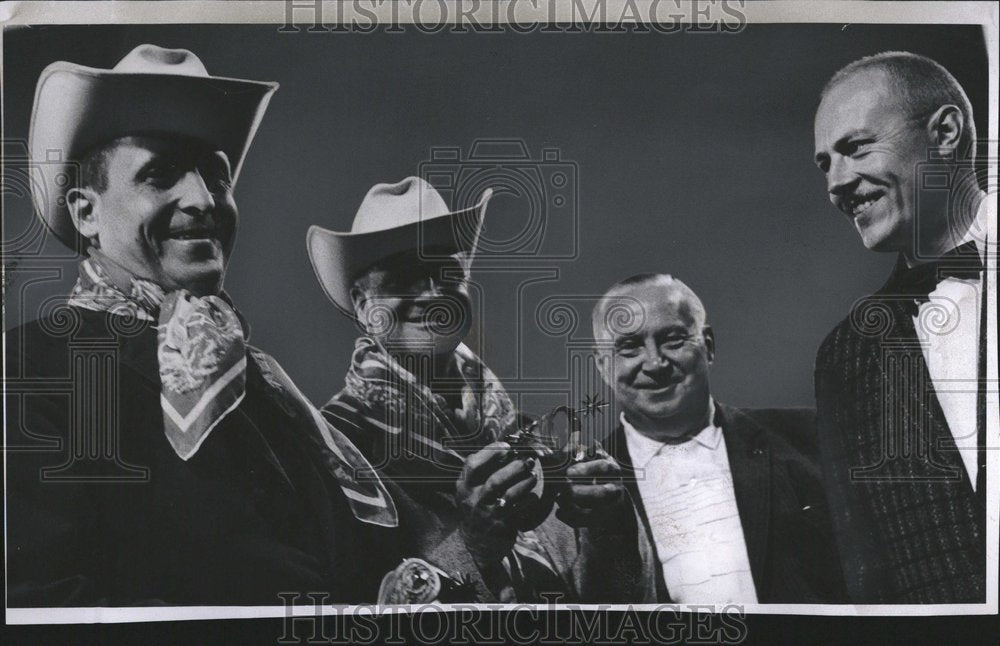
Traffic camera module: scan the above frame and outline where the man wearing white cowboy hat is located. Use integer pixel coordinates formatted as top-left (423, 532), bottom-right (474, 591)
top-left (5, 44), bottom-right (399, 606)
top-left (309, 177), bottom-right (646, 602)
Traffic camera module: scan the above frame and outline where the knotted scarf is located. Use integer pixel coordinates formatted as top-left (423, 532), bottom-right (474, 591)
top-left (328, 336), bottom-right (562, 596)
top-left (67, 252), bottom-right (397, 527)
top-left (339, 336), bottom-right (517, 478)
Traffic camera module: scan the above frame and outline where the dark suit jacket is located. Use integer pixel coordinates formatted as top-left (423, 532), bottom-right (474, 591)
top-left (606, 402), bottom-right (847, 603)
top-left (814, 259), bottom-right (985, 603)
top-left (5, 308), bottom-right (397, 606)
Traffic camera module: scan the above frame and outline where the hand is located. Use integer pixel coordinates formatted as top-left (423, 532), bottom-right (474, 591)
top-left (556, 445), bottom-right (628, 528)
top-left (455, 441), bottom-right (538, 567)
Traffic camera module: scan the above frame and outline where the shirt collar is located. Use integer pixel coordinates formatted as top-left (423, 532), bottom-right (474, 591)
top-left (621, 397), bottom-right (722, 468)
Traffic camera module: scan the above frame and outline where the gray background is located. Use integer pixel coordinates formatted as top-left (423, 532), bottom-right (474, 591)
top-left (3, 23), bottom-right (988, 412)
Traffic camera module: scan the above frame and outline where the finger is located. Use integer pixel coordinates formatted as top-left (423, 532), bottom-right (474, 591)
top-left (500, 471), bottom-right (539, 505)
top-left (564, 441), bottom-right (589, 464)
top-left (593, 441), bottom-right (612, 460)
top-left (482, 458), bottom-right (535, 501)
top-left (566, 457), bottom-right (621, 479)
top-left (566, 482), bottom-right (624, 507)
top-left (462, 442), bottom-right (513, 485)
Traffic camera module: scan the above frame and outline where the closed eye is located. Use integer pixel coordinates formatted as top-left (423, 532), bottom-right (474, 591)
top-left (838, 138), bottom-right (875, 158)
top-left (199, 156), bottom-right (233, 193)
top-left (205, 174), bottom-right (233, 193)
top-left (614, 338), bottom-right (641, 356)
top-left (140, 158), bottom-right (181, 184)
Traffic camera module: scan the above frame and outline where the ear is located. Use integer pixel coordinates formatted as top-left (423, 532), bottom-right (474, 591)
top-left (66, 187), bottom-right (99, 240)
top-left (702, 325), bottom-right (715, 364)
top-left (351, 284), bottom-right (382, 335)
top-left (350, 284), bottom-right (368, 320)
top-left (926, 104), bottom-right (964, 156)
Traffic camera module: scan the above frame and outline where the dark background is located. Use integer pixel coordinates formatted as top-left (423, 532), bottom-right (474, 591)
top-left (3, 23), bottom-right (989, 413)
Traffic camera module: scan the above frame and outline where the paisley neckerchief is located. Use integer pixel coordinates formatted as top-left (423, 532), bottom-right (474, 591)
top-left (67, 252), bottom-right (397, 527)
top-left (69, 253), bottom-right (247, 460)
top-left (340, 336), bottom-right (517, 476)
top-left (332, 336), bottom-right (561, 594)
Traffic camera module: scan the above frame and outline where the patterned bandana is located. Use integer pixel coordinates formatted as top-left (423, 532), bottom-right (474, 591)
top-left (69, 254), bottom-right (248, 460)
top-left (341, 336), bottom-right (518, 476)
top-left (67, 254), bottom-right (398, 527)
top-left (157, 292), bottom-right (248, 459)
top-left (334, 337), bottom-right (561, 593)
top-left (69, 254), bottom-right (167, 322)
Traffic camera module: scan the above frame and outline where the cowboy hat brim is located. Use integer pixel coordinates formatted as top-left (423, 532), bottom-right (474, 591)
top-left (29, 61), bottom-right (278, 250)
top-left (307, 189), bottom-right (492, 316)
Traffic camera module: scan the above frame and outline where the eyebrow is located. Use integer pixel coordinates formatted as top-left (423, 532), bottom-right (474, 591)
top-left (613, 334), bottom-right (641, 347)
top-left (656, 326), bottom-right (691, 338)
top-left (815, 128), bottom-right (871, 164)
top-left (134, 152), bottom-right (170, 178)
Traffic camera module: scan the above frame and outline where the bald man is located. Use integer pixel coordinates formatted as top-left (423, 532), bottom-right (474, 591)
top-left (592, 274), bottom-right (845, 604)
top-left (812, 51), bottom-right (991, 603)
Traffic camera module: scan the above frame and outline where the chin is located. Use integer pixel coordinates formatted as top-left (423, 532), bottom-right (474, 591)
top-left (861, 228), bottom-right (904, 253)
top-left (858, 214), bottom-right (908, 252)
top-left (172, 270), bottom-right (225, 296)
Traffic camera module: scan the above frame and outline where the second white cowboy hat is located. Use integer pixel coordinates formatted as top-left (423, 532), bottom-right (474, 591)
top-left (307, 177), bottom-right (493, 315)
top-left (29, 43), bottom-right (279, 250)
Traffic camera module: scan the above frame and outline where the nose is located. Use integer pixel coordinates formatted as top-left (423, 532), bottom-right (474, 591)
top-left (826, 155), bottom-right (858, 198)
top-left (640, 342), bottom-right (671, 374)
top-left (176, 169), bottom-right (216, 215)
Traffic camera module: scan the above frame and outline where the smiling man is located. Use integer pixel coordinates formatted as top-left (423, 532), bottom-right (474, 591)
top-left (69, 135), bottom-right (239, 296)
top-left (811, 52), bottom-right (991, 604)
top-left (308, 177), bottom-right (644, 602)
top-left (815, 52), bottom-right (995, 603)
top-left (592, 274), bottom-right (846, 603)
top-left (5, 45), bottom-right (398, 607)
top-left (309, 177), bottom-right (568, 602)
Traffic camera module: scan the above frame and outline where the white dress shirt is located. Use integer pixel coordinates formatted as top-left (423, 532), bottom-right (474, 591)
top-left (623, 402), bottom-right (758, 603)
top-left (912, 199), bottom-right (990, 489)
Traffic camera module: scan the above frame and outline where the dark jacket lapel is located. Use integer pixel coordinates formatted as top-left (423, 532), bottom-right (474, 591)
top-left (716, 402), bottom-right (771, 595)
top-left (605, 422), bottom-right (670, 602)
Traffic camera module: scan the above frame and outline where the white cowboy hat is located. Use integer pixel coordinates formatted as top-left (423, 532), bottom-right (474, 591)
top-left (29, 43), bottom-right (279, 250)
top-left (307, 176), bottom-right (493, 315)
